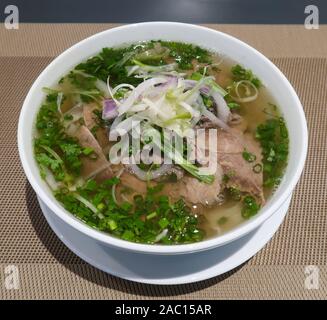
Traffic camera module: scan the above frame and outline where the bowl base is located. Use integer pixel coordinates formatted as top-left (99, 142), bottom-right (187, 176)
top-left (38, 194), bottom-right (291, 285)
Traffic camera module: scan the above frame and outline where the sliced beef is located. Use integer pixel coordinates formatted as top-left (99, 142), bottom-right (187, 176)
top-left (119, 171), bottom-right (148, 194)
top-left (74, 125), bottom-right (110, 179)
top-left (94, 166), bottom-right (114, 183)
top-left (192, 127), bottom-right (264, 204)
top-left (163, 167), bottom-right (223, 206)
top-left (111, 166), bottom-right (223, 207)
top-left (83, 103), bottom-right (109, 149)
top-left (216, 129), bottom-right (264, 203)
top-left (229, 113), bottom-right (248, 132)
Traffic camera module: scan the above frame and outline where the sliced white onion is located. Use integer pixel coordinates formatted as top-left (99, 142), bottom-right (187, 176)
top-left (126, 65), bottom-right (140, 76)
top-left (118, 77), bottom-right (167, 115)
top-left (146, 76), bottom-right (178, 98)
top-left (72, 193), bottom-right (103, 218)
top-left (141, 97), bottom-right (168, 120)
top-left (110, 114), bottom-right (144, 139)
top-left (110, 114), bottom-right (124, 131)
top-left (211, 91), bottom-right (231, 123)
top-left (42, 166), bottom-right (60, 190)
top-left (95, 79), bottom-right (110, 97)
top-left (106, 76), bottom-right (120, 106)
top-left (201, 107), bottom-right (229, 130)
top-left (112, 83), bottom-right (135, 95)
top-left (128, 103), bottom-right (148, 112)
top-left (179, 101), bottom-right (200, 118)
top-left (57, 92), bottom-right (64, 114)
top-left (154, 229), bottom-right (168, 243)
top-left (112, 168), bottom-right (124, 205)
top-left (231, 80), bottom-right (258, 103)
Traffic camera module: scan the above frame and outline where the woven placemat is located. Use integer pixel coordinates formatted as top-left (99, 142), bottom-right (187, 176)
top-left (0, 24), bottom-right (326, 300)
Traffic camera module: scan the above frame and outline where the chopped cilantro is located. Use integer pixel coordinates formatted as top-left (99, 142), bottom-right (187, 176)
top-left (255, 117), bottom-right (289, 187)
top-left (217, 217), bottom-right (228, 225)
top-left (242, 196), bottom-right (260, 219)
top-left (231, 64), bottom-right (262, 88)
top-left (160, 41), bottom-right (211, 70)
top-left (242, 150), bottom-right (256, 163)
top-left (55, 179), bottom-right (204, 244)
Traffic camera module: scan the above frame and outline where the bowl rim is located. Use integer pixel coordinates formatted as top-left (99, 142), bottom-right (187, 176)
top-left (18, 21), bottom-right (308, 254)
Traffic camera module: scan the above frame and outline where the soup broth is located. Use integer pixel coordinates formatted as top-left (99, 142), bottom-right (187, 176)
top-left (34, 41), bottom-right (289, 244)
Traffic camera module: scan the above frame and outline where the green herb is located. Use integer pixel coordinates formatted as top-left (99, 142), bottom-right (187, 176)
top-left (223, 171), bottom-right (235, 183)
top-left (55, 178), bottom-right (204, 244)
top-left (160, 41), bottom-right (211, 70)
top-left (160, 131), bottom-right (214, 184)
top-left (202, 95), bottom-right (213, 108)
top-left (227, 102), bottom-right (240, 110)
top-left (242, 196), bottom-right (260, 219)
top-left (64, 114), bottom-right (73, 121)
top-left (34, 93), bottom-right (86, 181)
top-left (190, 72), bottom-right (203, 81)
top-left (253, 163), bottom-right (263, 173)
top-left (82, 147), bottom-right (94, 156)
top-left (59, 71), bottom-right (103, 103)
top-left (74, 46), bottom-right (142, 88)
top-left (158, 217), bottom-right (170, 229)
top-left (217, 217), bottom-right (228, 225)
top-left (231, 64), bottom-right (262, 88)
top-left (228, 187), bottom-right (241, 201)
top-left (242, 150), bottom-right (256, 163)
top-left (255, 117), bottom-right (289, 187)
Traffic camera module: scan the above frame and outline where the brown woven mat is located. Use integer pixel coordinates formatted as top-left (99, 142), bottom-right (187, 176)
top-left (0, 24), bottom-right (326, 300)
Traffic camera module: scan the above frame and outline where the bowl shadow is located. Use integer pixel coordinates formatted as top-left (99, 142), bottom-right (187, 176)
top-left (25, 180), bottom-right (249, 297)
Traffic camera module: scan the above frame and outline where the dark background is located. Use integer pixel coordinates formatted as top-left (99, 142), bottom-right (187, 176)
top-left (0, 0), bottom-right (326, 24)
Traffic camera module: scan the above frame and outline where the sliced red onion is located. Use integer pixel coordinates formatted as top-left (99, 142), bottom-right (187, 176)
top-left (199, 85), bottom-right (211, 96)
top-left (102, 99), bottom-right (118, 120)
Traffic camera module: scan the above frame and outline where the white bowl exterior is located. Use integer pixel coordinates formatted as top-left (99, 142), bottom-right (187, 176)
top-left (18, 22), bottom-right (308, 254)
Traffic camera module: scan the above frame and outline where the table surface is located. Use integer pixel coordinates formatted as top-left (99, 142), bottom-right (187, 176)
top-left (0, 24), bottom-right (326, 300)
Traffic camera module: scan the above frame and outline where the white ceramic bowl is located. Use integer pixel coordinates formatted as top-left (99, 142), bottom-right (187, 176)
top-left (18, 22), bottom-right (308, 255)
